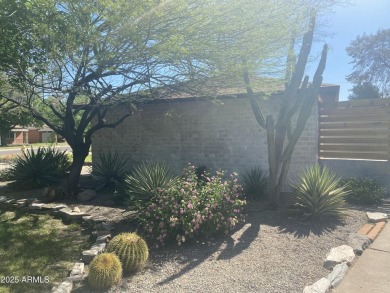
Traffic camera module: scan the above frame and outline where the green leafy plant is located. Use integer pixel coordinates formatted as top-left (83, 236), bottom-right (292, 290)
top-left (107, 232), bottom-right (149, 273)
top-left (0, 169), bottom-right (12, 182)
top-left (8, 147), bottom-right (71, 190)
top-left (340, 177), bottom-right (387, 206)
top-left (286, 165), bottom-right (348, 220)
top-left (138, 165), bottom-right (246, 247)
top-left (119, 161), bottom-right (178, 209)
top-left (240, 167), bottom-right (268, 200)
top-left (92, 150), bottom-right (129, 192)
top-left (88, 253), bottom-right (122, 290)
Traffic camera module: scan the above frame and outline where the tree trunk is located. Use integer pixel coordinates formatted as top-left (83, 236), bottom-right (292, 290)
top-left (65, 142), bottom-right (90, 196)
top-left (0, 130), bottom-right (7, 147)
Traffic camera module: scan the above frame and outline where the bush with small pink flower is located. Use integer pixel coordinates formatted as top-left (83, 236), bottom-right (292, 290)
top-left (138, 165), bottom-right (246, 247)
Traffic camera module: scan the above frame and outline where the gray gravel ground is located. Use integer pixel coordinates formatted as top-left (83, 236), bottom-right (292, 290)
top-left (83, 205), bottom-right (367, 293)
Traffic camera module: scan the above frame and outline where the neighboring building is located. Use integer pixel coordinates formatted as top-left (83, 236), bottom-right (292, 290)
top-left (92, 82), bottom-right (340, 186)
top-left (4, 125), bottom-right (64, 145)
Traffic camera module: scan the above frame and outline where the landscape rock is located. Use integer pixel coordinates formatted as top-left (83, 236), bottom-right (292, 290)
top-left (52, 280), bottom-right (73, 293)
top-left (72, 207), bottom-right (81, 213)
top-left (65, 274), bottom-right (85, 282)
top-left (82, 250), bottom-right (99, 264)
top-left (366, 212), bottom-right (388, 223)
top-left (28, 203), bottom-right (46, 210)
top-left (348, 233), bottom-right (372, 255)
top-left (326, 262), bottom-right (348, 288)
top-left (70, 262), bottom-right (84, 277)
top-left (95, 234), bottom-right (111, 244)
top-left (324, 245), bottom-right (355, 269)
top-left (303, 278), bottom-right (331, 293)
top-left (82, 215), bottom-right (93, 221)
top-left (5, 199), bottom-right (16, 205)
top-left (90, 216), bottom-right (109, 223)
top-left (59, 208), bottom-right (89, 220)
top-left (0, 196), bottom-right (7, 203)
top-left (16, 199), bottom-right (28, 208)
top-left (77, 189), bottom-right (97, 202)
top-left (41, 203), bottom-right (67, 211)
top-left (54, 204), bottom-right (68, 210)
top-left (91, 242), bottom-right (106, 253)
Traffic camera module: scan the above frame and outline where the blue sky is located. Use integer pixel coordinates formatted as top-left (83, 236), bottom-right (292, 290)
top-left (307, 0), bottom-right (390, 101)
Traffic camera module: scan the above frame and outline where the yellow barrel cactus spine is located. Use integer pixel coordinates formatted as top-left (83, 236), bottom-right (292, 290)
top-left (107, 232), bottom-right (149, 273)
top-left (88, 253), bottom-right (122, 290)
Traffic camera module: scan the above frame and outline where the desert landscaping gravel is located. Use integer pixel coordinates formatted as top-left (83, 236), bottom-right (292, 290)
top-left (97, 206), bottom-right (367, 293)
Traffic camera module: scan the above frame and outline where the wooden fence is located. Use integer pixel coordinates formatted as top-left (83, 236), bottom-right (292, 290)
top-left (319, 98), bottom-right (390, 161)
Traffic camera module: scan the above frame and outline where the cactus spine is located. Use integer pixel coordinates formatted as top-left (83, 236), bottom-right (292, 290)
top-left (88, 253), bottom-right (122, 290)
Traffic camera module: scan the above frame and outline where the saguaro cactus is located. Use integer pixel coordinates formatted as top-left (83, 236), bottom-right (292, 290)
top-left (244, 13), bottom-right (328, 208)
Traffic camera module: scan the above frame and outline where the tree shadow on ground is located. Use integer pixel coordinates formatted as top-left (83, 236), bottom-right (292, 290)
top-left (151, 200), bottom-right (343, 286)
top-left (155, 202), bottom-right (266, 286)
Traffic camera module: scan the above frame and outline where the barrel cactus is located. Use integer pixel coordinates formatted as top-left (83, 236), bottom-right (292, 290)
top-left (107, 232), bottom-right (149, 272)
top-left (88, 253), bottom-right (122, 290)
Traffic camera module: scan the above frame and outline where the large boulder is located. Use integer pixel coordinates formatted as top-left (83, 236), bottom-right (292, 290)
top-left (77, 190), bottom-right (97, 202)
top-left (324, 245), bottom-right (355, 269)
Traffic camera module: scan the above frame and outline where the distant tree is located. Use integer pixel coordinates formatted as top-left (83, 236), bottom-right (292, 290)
top-left (0, 99), bottom-right (37, 147)
top-left (348, 82), bottom-right (381, 100)
top-left (346, 29), bottom-right (390, 96)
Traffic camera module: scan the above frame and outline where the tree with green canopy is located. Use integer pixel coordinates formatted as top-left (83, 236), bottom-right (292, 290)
top-left (346, 29), bottom-right (390, 97)
top-left (348, 81), bottom-right (381, 100)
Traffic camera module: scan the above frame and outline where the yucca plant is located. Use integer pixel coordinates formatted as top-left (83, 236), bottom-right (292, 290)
top-left (286, 165), bottom-right (348, 220)
top-left (92, 150), bottom-right (129, 192)
top-left (118, 161), bottom-right (178, 210)
top-left (240, 167), bottom-right (268, 200)
top-left (8, 147), bottom-right (71, 190)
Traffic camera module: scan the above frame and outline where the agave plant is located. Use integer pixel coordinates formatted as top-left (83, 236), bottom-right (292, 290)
top-left (92, 150), bottom-right (129, 192)
top-left (119, 161), bottom-right (178, 210)
top-left (9, 147), bottom-right (71, 190)
top-left (240, 167), bottom-right (268, 200)
top-left (286, 164), bottom-right (348, 220)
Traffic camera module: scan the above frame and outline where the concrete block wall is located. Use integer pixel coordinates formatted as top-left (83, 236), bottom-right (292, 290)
top-left (92, 96), bottom-right (318, 187)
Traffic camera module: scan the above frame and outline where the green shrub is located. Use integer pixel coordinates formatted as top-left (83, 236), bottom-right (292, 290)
top-left (8, 147), bottom-right (71, 190)
top-left (340, 177), bottom-right (387, 206)
top-left (138, 165), bottom-right (246, 247)
top-left (240, 167), bottom-right (268, 200)
top-left (92, 150), bottom-right (129, 192)
top-left (118, 161), bottom-right (178, 209)
top-left (107, 232), bottom-right (149, 273)
top-left (0, 169), bottom-right (12, 182)
top-left (286, 165), bottom-right (348, 220)
top-left (88, 253), bottom-right (122, 290)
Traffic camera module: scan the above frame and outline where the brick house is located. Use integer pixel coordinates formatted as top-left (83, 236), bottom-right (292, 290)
top-left (5, 125), bottom-right (64, 145)
top-left (92, 83), bottom-right (339, 182)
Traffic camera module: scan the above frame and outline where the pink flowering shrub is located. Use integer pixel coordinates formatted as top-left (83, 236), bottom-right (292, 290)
top-left (138, 165), bottom-right (246, 248)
